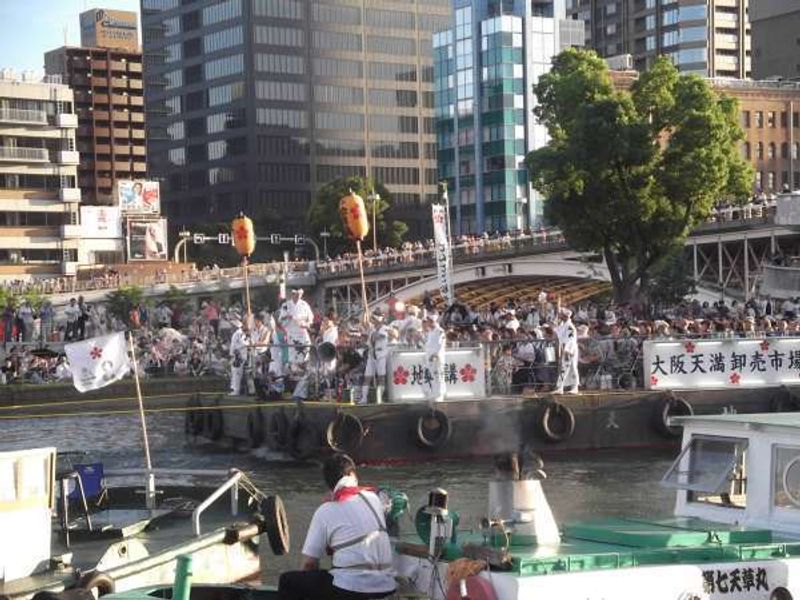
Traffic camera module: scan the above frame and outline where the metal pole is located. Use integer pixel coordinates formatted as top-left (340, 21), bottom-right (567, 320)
top-left (744, 237), bottom-right (750, 300)
top-left (127, 332), bottom-right (155, 509)
top-left (371, 191), bottom-right (378, 253)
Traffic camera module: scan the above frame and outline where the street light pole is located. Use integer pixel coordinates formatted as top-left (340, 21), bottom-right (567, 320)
top-left (320, 229), bottom-right (330, 258)
top-left (368, 189), bottom-right (380, 253)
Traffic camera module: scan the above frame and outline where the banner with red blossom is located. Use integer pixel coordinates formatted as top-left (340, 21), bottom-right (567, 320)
top-left (644, 338), bottom-right (800, 390)
top-left (386, 347), bottom-right (485, 401)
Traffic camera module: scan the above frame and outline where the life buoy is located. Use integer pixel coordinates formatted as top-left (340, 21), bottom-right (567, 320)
top-left (77, 571), bottom-right (116, 597)
top-left (205, 399), bottom-right (224, 441)
top-left (771, 385), bottom-right (800, 413)
top-left (266, 410), bottom-right (289, 450)
top-left (326, 413), bottom-right (365, 453)
top-left (184, 395), bottom-right (204, 437)
top-left (416, 409), bottom-right (451, 449)
top-left (289, 417), bottom-right (319, 460)
top-left (653, 393), bottom-right (693, 438)
top-left (247, 409), bottom-right (265, 449)
top-left (261, 495), bottom-right (291, 556)
top-left (538, 401), bottom-right (576, 443)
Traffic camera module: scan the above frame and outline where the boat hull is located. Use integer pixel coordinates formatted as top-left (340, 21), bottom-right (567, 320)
top-left (188, 386), bottom-right (788, 462)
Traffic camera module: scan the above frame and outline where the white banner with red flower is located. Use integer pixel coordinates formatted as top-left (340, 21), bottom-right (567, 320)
top-left (65, 332), bottom-right (131, 393)
top-left (643, 338), bottom-right (800, 390)
top-left (387, 347), bottom-right (485, 401)
top-left (432, 204), bottom-right (454, 305)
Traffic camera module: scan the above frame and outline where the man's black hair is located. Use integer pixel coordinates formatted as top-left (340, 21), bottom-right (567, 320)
top-left (323, 453), bottom-right (356, 490)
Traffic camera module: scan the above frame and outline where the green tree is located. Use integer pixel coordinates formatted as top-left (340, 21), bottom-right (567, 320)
top-left (643, 248), bottom-right (697, 312)
top-left (308, 176), bottom-right (408, 256)
top-left (526, 49), bottom-right (752, 303)
top-left (106, 285), bottom-right (144, 325)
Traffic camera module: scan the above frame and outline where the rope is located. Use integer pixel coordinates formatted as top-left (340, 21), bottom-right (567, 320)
top-left (0, 390), bottom-right (223, 411)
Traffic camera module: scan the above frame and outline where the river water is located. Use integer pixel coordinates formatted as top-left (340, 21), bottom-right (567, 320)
top-left (0, 413), bottom-right (676, 583)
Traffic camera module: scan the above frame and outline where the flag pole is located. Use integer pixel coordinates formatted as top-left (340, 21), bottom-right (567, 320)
top-left (127, 331), bottom-right (156, 508)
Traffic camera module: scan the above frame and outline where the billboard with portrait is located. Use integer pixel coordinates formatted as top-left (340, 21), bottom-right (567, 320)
top-left (80, 206), bottom-right (122, 239)
top-left (127, 219), bottom-right (168, 262)
top-left (117, 180), bottom-right (160, 215)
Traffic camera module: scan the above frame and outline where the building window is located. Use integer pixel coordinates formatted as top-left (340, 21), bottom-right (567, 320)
top-left (204, 54), bottom-right (244, 80)
top-left (768, 143), bottom-right (776, 160)
top-left (368, 62), bottom-right (416, 82)
top-left (203, 26), bottom-right (243, 53)
top-left (741, 110), bottom-right (750, 128)
top-left (768, 111), bottom-right (776, 128)
top-left (208, 81), bottom-right (245, 106)
top-left (255, 25), bottom-right (304, 47)
top-left (755, 171), bottom-right (762, 190)
top-left (742, 142), bottom-right (750, 160)
top-left (312, 30), bottom-right (362, 52)
top-left (255, 80), bottom-right (308, 102)
top-left (755, 111), bottom-right (763, 128)
top-left (794, 143), bottom-right (800, 160)
top-left (315, 111), bottom-right (365, 130)
top-left (782, 143), bottom-right (789, 159)
top-left (255, 53), bottom-right (305, 75)
top-left (253, 0), bottom-right (303, 19)
top-left (768, 172), bottom-right (776, 190)
top-left (756, 142), bottom-right (763, 160)
top-left (314, 85), bottom-right (364, 105)
top-left (312, 58), bottom-right (363, 78)
top-left (781, 112), bottom-right (789, 128)
top-left (365, 8), bottom-right (415, 29)
top-left (203, 0), bottom-right (241, 25)
top-left (311, 3), bottom-right (361, 25)
top-left (255, 107), bottom-right (308, 128)
top-left (369, 114), bottom-right (418, 134)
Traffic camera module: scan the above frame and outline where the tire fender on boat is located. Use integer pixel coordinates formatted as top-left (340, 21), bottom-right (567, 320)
top-left (771, 385), bottom-right (800, 412)
top-left (247, 408), bottom-right (265, 448)
top-left (289, 415), bottom-right (319, 460)
top-left (444, 575), bottom-right (497, 600)
top-left (416, 409), bottom-right (452, 449)
top-left (260, 495), bottom-right (291, 556)
top-left (266, 409), bottom-right (290, 450)
top-left (653, 392), bottom-right (693, 438)
top-left (538, 401), bottom-right (576, 443)
top-left (326, 413), bottom-right (365, 453)
top-left (77, 571), bottom-right (116, 597)
top-left (769, 587), bottom-right (793, 600)
top-left (205, 398), bottom-right (224, 441)
top-left (184, 395), bottom-right (204, 437)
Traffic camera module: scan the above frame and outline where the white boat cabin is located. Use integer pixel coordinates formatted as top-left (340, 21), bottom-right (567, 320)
top-left (665, 413), bottom-right (800, 535)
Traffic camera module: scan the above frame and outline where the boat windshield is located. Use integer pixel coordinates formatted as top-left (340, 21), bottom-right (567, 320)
top-left (662, 435), bottom-right (748, 508)
top-left (773, 445), bottom-right (800, 509)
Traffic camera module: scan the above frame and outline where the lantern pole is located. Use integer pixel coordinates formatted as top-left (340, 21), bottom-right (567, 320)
top-left (243, 254), bottom-right (252, 327)
top-left (356, 240), bottom-right (370, 323)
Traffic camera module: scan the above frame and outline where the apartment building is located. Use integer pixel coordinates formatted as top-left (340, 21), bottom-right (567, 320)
top-left (0, 71), bottom-right (81, 280)
top-left (750, 0), bottom-right (800, 80)
top-left (569, 0), bottom-right (750, 78)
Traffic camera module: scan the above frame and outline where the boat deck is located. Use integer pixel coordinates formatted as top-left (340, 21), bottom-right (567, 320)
top-left (1, 485), bottom-right (259, 599)
top-left (405, 517), bottom-right (800, 577)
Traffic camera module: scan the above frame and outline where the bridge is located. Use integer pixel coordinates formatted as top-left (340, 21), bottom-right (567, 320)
top-left (20, 208), bottom-right (800, 313)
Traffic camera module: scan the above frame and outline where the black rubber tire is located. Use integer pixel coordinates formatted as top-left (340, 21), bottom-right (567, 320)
top-left (653, 393), bottom-right (693, 438)
top-left (326, 413), bottom-right (365, 453)
top-left (289, 418), bottom-right (320, 460)
top-left (416, 409), bottom-right (452, 449)
top-left (771, 385), bottom-right (800, 412)
top-left (262, 495), bottom-right (290, 556)
top-left (185, 395), bottom-right (204, 437)
top-left (770, 587), bottom-right (793, 600)
top-left (77, 571), bottom-right (116, 597)
top-left (538, 401), bottom-right (576, 443)
top-left (247, 409), bottom-right (265, 449)
top-left (266, 410), bottom-right (289, 450)
top-left (205, 401), bottom-right (224, 441)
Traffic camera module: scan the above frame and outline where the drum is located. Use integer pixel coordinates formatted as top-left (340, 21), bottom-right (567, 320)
top-left (318, 342), bottom-right (337, 363)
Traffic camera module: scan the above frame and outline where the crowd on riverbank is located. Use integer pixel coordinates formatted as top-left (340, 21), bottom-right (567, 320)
top-left (4, 282), bottom-right (800, 390)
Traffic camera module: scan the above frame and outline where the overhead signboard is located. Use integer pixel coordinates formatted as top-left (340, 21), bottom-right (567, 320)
top-left (117, 180), bottom-right (160, 215)
top-left (644, 338), bottom-right (800, 390)
top-left (80, 206), bottom-right (122, 239)
top-left (80, 9), bottom-right (139, 52)
top-left (127, 218), bottom-right (168, 262)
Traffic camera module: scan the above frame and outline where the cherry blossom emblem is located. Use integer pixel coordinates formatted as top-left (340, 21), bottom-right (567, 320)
top-left (460, 363), bottom-right (477, 383)
top-left (393, 366), bottom-right (410, 385)
top-left (684, 341), bottom-right (696, 354)
top-left (729, 372), bottom-right (741, 385)
top-left (650, 375), bottom-right (659, 387)
top-left (90, 346), bottom-right (103, 360)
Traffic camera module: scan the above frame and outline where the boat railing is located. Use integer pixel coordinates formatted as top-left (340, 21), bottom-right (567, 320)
top-left (103, 467), bottom-right (265, 536)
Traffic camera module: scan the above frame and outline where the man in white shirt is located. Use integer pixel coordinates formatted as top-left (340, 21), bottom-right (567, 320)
top-left (554, 308), bottom-right (580, 394)
top-left (277, 453), bottom-right (395, 600)
top-left (281, 289), bottom-right (314, 370)
top-left (361, 309), bottom-right (390, 405)
top-left (64, 298), bottom-right (81, 341)
top-left (423, 314), bottom-right (446, 403)
top-left (228, 318), bottom-right (248, 396)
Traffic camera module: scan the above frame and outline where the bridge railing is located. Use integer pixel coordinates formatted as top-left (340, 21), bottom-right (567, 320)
top-left (316, 231), bottom-right (567, 280)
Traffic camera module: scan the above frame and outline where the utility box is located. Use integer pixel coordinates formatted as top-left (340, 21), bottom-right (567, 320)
top-left (0, 448), bottom-right (56, 582)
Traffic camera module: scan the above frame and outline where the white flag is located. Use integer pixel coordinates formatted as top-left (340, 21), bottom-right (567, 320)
top-left (65, 332), bottom-right (131, 393)
top-left (431, 204), bottom-right (454, 305)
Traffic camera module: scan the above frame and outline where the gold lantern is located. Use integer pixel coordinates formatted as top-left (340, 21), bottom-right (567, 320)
top-left (339, 190), bottom-right (370, 241)
top-left (231, 213), bottom-right (256, 257)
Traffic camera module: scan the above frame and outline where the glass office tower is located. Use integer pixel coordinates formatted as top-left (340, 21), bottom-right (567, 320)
top-left (434, 0), bottom-right (582, 234)
top-left (141, 0), bottom-right (452, 236)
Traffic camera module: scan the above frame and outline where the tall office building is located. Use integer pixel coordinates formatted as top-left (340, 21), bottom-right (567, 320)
top-left (434, 0), bottom-right (583, 233)
top-left (0, 71), bottom-right (82, 280)
top-left (45, 10), bottom-right (145, 210)
top-left (567, 0), bottom-right (750, 78)
top-left (750, 0), bottom-right (800, 80)
top-left (141, 0), bottom-right (452, 237)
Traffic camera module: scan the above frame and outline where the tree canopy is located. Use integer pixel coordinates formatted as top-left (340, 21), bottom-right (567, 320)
top-left (308, 176), bottom-right (408, 256)
top-left (526, 49), bottom-right (752, 303)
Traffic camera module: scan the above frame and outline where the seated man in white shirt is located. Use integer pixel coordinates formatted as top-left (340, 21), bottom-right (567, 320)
top-left (277, 454), bottom-right (396, 600)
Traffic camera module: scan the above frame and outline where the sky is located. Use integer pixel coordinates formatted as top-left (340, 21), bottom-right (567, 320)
top-left (0, 0), bottom-right (140, 75)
